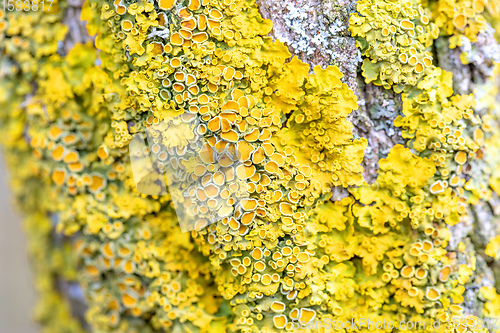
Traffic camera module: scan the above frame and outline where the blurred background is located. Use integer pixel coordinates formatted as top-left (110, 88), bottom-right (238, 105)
top-left (0, 156), bottom-right (38, 332)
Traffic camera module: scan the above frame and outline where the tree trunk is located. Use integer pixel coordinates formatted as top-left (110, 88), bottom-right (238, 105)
top-left (1, 0), bottom-right (500, 331)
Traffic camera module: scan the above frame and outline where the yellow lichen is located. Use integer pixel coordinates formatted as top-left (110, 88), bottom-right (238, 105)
top-left (1, 0), bottom-right (500, 331)
top-left (349, 0), bottom-right (439, 91)
top-left (430, 0), bottom-right (489, 47)
top-left (349, 0), bottom-right (496, 328)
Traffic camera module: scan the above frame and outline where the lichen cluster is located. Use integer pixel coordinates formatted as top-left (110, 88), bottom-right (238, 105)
top-left (2, 0), bottom-right (500, 331)
top-left (483, 0), bottom-right (500, 41)
top-left (81, 0), bottom-right (370, 330)
top-left (0, 2), bottom-right (87, 332)
top-left (351, 0), bottom-right (500, 329)
top-left (349, 0), bottom-right (439, 92)
top-left (430, 0), bottom-right (489, 48)
top-left (1, 0), bottom-right (368, 331)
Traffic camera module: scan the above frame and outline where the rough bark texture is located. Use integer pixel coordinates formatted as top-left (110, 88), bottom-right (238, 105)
top-left (255, 0), bottom-right (406, 184)
top-left (255, 0), bottom-right (500, 319)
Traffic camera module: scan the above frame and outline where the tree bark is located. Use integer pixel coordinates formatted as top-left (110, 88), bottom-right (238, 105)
top-left (3, 0), bottom-right (500, 330)
top-left (256, 0), bottom-right (500, 320)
